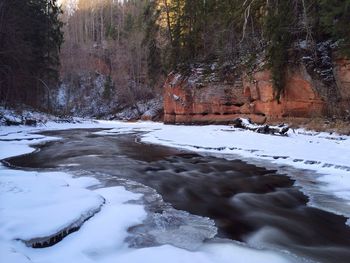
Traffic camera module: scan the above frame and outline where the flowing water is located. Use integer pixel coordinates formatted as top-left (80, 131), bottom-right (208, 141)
top-left (4, 129), bottom-right (350, 263)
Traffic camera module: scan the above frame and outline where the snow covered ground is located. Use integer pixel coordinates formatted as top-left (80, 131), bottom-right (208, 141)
top-left (1, 119), bottom-right (349, 262)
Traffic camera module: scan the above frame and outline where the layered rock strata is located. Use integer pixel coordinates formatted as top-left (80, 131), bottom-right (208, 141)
top-left (164, 59), bottom-right (350, 124)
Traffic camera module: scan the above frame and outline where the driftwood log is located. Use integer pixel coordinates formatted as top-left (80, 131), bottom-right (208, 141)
top-left (1, 114), bottom-right (40, 126)
top-left (232, 118), bottom-right (289, 136)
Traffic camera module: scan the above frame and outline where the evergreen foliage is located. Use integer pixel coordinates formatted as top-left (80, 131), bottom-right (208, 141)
top-left (144, 0), bottom-right (350, 96)
top-left (265, 0), bottom-right (294, 100)
top-left (0, 0), bottom-right (63, 109)
top-left (103, 75), bottom-right (113, 101)
top-left (144, 1), bottom-right (163, 88)
top-left (319, 0), bottom-right (350, 56)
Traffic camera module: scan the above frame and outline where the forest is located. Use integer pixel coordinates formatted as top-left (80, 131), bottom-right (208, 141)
top-left (2, 2), bottom-right (350, 263)
top-left (0, 0), bottom-right (349, 115)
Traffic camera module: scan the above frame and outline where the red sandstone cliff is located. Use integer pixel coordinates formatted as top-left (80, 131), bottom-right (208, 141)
top-left (164, 59), bottom-right (350, 124)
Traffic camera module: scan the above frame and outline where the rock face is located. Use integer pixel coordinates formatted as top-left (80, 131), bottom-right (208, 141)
top-left (164, 59), bottom-right (350, 124)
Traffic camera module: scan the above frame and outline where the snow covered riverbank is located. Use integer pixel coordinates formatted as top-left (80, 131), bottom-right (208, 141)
top-left (1, 120), bottom-right (349, 262)
top-left (97, 121), bottom-right (350, 214)
top-left (138, 123), bottom-right (350, 219)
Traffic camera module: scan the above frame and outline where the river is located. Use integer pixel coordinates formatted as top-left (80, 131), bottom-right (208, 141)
top-left (4, 128), bottom-right (350, 263)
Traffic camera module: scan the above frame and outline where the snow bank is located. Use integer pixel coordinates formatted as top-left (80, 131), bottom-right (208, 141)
top-left (140, 124), bottom-right (350, 170)
top-left (0, 168), bottom-right (103, 243)
top-left (137, 123), bottom-right (350, 221)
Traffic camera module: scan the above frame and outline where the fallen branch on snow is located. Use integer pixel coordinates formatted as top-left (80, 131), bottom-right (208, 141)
top-left (232, 118), bottom-right (289, 136)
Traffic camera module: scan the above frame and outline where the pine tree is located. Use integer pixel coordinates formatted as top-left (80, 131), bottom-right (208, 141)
top-left (143, 1), bottom-right (163, 88)
top-left (0, 0), bottom-right (63, 109)
top-left (265, 0), bottom-right (294, 100)
top-left (319, 0), bottom-right (350, 57)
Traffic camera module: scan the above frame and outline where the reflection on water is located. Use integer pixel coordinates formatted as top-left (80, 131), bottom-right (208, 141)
top-left (5, 129), bottom-right (350, 263)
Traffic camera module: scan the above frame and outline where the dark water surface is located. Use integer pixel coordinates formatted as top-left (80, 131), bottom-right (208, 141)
top-left (4, 129), bottom-right (350, 263)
